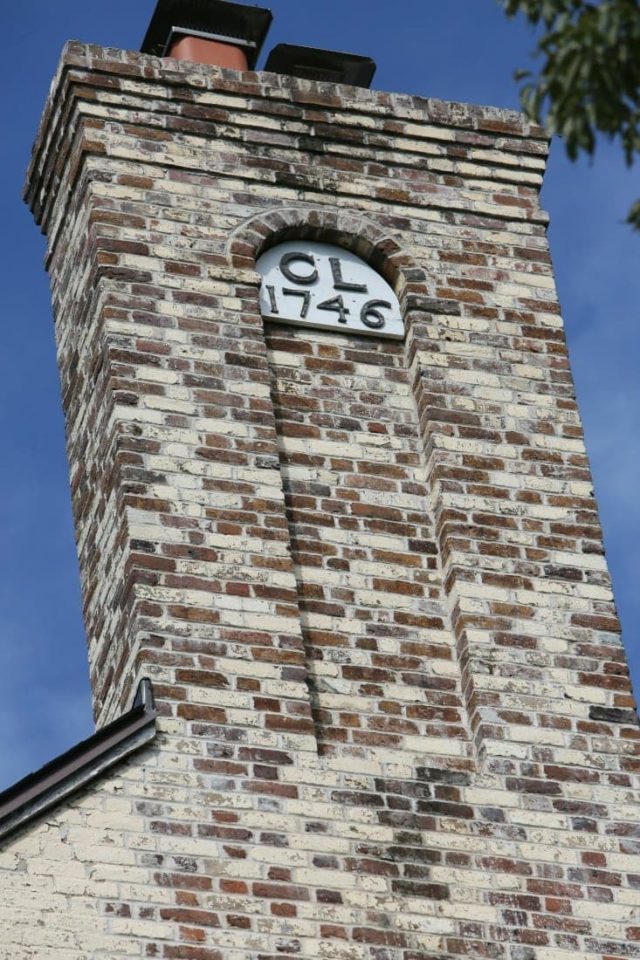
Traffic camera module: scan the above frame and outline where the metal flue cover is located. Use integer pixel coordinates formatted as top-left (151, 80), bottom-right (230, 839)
top-left (265, 43), bottom-right (376, 88)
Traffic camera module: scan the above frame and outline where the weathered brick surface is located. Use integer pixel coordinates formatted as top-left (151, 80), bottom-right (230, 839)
top-left (1, 41), bottom-right (637, 960)
top-left (265, 323), bottom-right (464, 758)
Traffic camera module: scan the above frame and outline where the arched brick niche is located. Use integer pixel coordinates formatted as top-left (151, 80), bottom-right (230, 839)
top-left (228, 207), bottom-right (473, 764)
top-left (227, 205), bottom-right (432, 313)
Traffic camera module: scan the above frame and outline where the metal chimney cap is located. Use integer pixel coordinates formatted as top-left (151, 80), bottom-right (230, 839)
top-left (141, 0), bottom-right (273, 67)
top-left (265, 44), bottom-right (377, 89)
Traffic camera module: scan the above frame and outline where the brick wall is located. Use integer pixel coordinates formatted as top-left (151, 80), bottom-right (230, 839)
top-left (265, 322), bottom-right (463, 758)
top-left (1, 41), bottom-right (637, 960)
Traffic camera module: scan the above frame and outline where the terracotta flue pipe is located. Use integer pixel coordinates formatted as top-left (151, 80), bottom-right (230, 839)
top-left (140, 1), bottom-right (273, 71)
top-left (168, 35), bottom-right (249, 70)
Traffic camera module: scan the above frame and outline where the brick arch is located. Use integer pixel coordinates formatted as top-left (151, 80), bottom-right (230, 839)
top-left (226, 205), bottom-right (432, 310)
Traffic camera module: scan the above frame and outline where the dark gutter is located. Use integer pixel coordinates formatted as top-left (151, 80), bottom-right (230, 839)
top-left (0, 679), bottom-right (157, 842)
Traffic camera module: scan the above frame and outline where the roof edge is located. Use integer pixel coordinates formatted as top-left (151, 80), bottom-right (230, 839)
top-left (0, 679), bottom-right (157, 843)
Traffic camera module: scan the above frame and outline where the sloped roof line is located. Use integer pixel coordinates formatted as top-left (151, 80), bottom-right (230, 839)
top-left (0, 678), bottom-right (157, 842)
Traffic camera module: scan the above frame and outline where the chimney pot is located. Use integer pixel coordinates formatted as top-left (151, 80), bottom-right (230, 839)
top-left (141, 0), bottom-right (272, 70)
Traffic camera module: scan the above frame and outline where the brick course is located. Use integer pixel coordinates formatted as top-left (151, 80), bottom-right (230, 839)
top-left (1, 41), bottom-right (637, 960)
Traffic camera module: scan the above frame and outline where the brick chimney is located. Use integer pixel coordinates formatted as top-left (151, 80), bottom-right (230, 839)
top-left (12, 2), bottom-right (640, 957)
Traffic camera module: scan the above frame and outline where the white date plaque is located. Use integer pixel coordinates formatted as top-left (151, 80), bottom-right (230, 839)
top-left (257, 241), bottom-right (404, 339)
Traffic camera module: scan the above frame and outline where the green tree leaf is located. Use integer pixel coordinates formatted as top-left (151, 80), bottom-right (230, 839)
top-left (499, 0), bottom-right (640, 229)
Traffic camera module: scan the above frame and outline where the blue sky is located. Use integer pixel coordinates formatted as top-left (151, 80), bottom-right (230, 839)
top-left (0, 1), bottom-right (637, 789)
